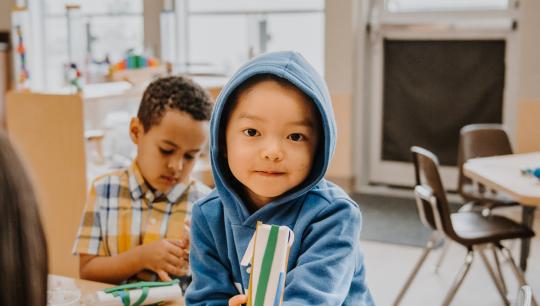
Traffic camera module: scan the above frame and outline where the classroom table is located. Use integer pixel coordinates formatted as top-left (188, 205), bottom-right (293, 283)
top-left (49, 274), bottom-right (185, 306)
top-left (463, 152), bottom-right (540, 271)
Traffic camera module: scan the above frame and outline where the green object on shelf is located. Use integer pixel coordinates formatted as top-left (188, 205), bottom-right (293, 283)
top-left (134, 55), bottom-right (141, 69)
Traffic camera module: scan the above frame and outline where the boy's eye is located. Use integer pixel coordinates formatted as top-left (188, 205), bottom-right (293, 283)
top-left (243, 129), bottom-right (260, 137)
top-left (160, 148), bottom-right (174, 155)
top-left (185, 154), bottom-right (195, 160)
top-left (288, 133), bottom-right (305, 142)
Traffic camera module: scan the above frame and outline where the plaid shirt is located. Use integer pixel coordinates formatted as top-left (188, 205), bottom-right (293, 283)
top-left (72, 162), bottom-right (211, 256)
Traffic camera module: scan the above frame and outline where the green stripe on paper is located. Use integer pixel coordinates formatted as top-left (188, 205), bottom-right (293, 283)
top-left (254, 225), bottom-right (279, 306)
top-left (132, 286), bottom-right (149, 306)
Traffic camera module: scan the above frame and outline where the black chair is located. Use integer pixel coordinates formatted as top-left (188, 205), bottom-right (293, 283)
top-left (458, 124), bottom-right (519, 212)
top-left (458, 123), bottom-right (536, 271)
top-left (393, 146), bottom-right (536, 306)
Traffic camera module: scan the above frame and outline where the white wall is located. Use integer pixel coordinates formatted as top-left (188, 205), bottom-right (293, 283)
top-left (143, 0), bottom-right (161, 58)
top-left (518, 0), bottom-right (540, 101)
top-left (0, 0), bottom-right (14, 32)
top-left (323, 0), bottom-right (356, 188)
top-left (324, 0), bottom-right (354, 93)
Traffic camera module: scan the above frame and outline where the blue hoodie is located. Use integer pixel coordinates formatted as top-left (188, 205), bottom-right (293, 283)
top-left (185, 51), bottom-right (374, 306)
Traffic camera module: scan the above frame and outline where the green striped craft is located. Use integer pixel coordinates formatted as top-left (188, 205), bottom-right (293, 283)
top-left (247, 222), bottom-right (294, 306)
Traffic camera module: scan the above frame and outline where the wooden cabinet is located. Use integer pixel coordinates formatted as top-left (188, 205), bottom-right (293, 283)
top-left (5, 85), bottom-right (145, 277)
top-left (6, 91), bottom-right (86, 277)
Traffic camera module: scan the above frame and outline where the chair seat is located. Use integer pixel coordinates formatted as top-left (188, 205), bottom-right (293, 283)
top-left (452, 212), bottom-right (535, 246)
top-left (461, 184), bottom-right (520, 208)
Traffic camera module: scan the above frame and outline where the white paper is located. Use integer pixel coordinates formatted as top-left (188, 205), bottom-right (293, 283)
top-left (93, 285), bottom-right (182, 306)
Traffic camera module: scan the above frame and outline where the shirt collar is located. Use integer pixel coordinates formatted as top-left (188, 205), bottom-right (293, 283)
top-left (128, 162), bottom-right (191, 204)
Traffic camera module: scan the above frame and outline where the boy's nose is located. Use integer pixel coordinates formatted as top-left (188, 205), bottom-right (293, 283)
top-left (261, 145), bottom-right (284, 162)
top-left (168, 157), bottom-right (183, 172)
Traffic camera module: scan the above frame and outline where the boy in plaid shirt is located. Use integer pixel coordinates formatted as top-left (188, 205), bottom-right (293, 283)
top-left (73, 76), bottom-right (213, 284)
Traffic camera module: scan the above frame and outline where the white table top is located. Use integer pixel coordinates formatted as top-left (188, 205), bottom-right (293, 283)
top-left (463, 152), bottom-right (540, 206)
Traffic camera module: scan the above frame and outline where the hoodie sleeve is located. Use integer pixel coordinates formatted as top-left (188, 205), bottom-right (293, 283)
top-left (283, 199), bottom-right (374, 306)
top-left (185, 204), bottom-right (238, 306)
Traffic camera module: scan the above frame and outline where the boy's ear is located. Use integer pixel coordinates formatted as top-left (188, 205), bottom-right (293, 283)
top-left (129, 118), bottom-right (143, 144)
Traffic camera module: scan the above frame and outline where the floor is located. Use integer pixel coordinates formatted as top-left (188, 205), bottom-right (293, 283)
top-left (362, 206), bottom-right (540, 306)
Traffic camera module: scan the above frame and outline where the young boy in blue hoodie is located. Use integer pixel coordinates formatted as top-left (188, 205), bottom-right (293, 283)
top-left (185, 51), bottom-right (374, 306)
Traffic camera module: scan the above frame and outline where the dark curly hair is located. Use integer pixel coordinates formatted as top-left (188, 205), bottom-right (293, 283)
top-left (137, 76), bottom-right (213, 132)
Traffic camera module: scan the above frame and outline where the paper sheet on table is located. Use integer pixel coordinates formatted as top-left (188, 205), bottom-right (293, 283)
top-left (91, 281), bottom-right (182, 306)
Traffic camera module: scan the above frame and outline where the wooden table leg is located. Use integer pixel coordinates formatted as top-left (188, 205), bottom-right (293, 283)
top-left (520, 205), bottom-right (537, 271)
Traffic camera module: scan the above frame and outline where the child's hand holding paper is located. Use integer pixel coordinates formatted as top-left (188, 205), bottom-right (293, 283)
top-left (228, 294), bottom-right (248, 306)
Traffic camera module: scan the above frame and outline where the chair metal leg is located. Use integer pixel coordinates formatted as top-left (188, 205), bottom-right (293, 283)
top-left (499, 245), bottom-right (538, 306)
top-left (392, 232), bottom-right (439, 306)
top-left (478, 246), bottom-right (510, 305)
top-left (441, 250), bottom-right (474, 306)
top-left (492, 245), bottom-right (507, 295)
top-left (520, 205), bottom-right (536, 271)
top-left (506, 239), bottom-right (517, 255)
top-left (434, 239), bottom-right (449, 274)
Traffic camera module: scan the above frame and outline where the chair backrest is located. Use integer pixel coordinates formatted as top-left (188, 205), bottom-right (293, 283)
top-left (412, 146), bottom-right (458, 239)
top-left (516, 285), bottom-right (532, 306)
top-left (457, 124), bottom-right (513, 195)
top-left (413, 185), bottom-right (438, 230)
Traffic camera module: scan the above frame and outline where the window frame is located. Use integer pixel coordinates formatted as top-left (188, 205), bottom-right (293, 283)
top-left (355, 0), bottom-right (521, 191)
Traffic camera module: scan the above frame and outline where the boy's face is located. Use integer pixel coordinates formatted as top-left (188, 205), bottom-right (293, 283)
top-left (130, 109), bottom-right (209, 193)
top-left (225, 80), bottom-right (320, 209)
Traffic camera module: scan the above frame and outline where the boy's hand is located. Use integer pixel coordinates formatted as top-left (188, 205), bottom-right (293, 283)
top-left (138, 239), bottom-right (186, 281)
top-left (169, 219), bottom-right (191, 268)
top-left (229, 294), bottom-right (247, 306)
top-left (169, 239), bottom-right (190, 271)
top-left (135, 269), bottom-right (157, 281)
top-left (182, 219), bottom-right (191, 249)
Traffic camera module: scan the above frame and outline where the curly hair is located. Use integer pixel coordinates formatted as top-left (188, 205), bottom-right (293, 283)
top-left (137, 76), bottom-right (213, 132)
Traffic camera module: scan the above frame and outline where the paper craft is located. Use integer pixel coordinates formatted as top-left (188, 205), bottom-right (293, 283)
top-left (86, 280), bottom-right (182, 306)
top-left (244, 222), bottom-right (295, 306)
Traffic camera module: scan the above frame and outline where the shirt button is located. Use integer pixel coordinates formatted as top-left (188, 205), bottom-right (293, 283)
top-left (145, 192), bottom-right (153, 201)
top-left (150, 218), bottom-right (157, 225)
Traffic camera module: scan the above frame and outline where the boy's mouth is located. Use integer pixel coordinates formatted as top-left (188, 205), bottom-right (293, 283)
top-left (160, 175), bottom-right (178, 184)
top-left (255, 170), bottom-right (286, 177)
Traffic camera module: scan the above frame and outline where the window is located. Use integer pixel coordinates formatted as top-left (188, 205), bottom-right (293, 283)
top-left (43, 0), bottom-right (143, 89)
top-left (178, 0), bottom-right (325, 76)
top-left (361, 0), bottom-right (519, 190)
